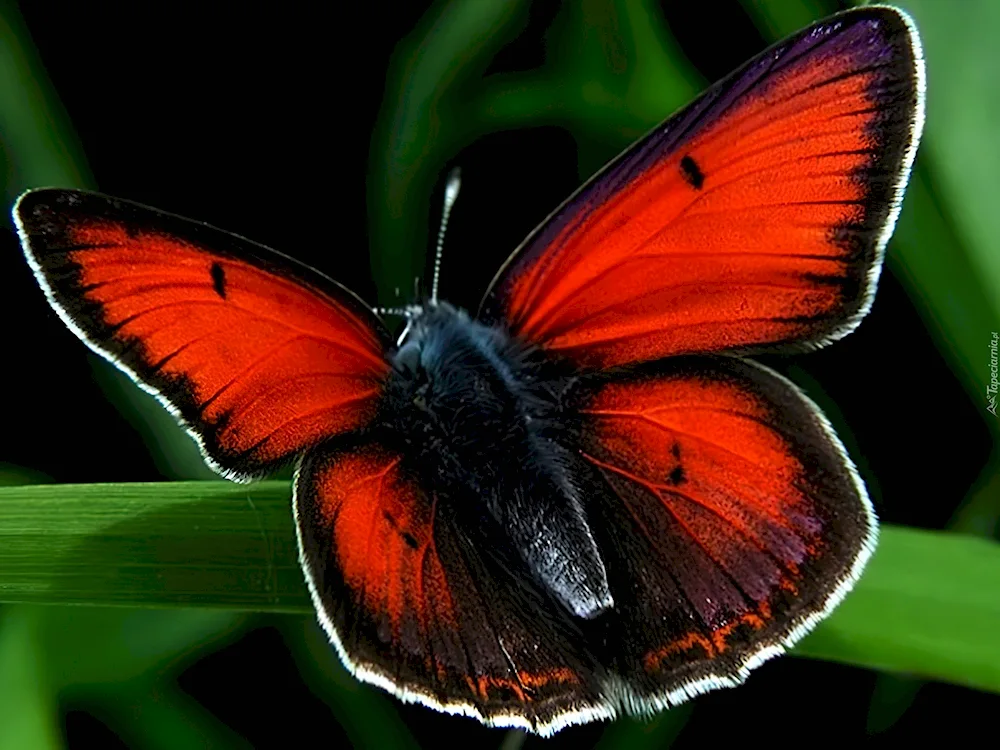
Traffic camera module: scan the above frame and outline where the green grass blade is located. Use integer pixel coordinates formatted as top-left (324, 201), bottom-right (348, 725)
top-left (898, 0), bottom-right (1000, 322)
top-left (0, 609), bottom-right (62, 750)
top-left (0, 482), bottom-right (309, 612)
top-left (1, 483), bottom-right (999, 694)
top-left (0, 1), bottom-right (92, 201)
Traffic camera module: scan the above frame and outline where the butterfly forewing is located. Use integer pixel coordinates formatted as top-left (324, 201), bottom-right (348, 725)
top-left (15, 189), bottom-right (392, 480)
top-left (480, 7), bottom-right (923, 370)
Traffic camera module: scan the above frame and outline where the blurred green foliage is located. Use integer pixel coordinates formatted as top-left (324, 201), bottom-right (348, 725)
top-left (1, 0), bottom-right (998, 747)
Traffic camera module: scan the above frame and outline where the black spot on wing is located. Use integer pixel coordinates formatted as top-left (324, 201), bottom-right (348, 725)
top-left (680, 154), bottom-right (704, 190)
top-left (668, 443), bottom-right (685, 485)
top-left (383, 509), bottom-right (420, 549)
top-left (210, 262), bottom-right (227, 299)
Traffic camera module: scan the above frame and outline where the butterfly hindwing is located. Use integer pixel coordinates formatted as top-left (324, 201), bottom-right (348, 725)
top-left (294, 442), bottom-right (609, 734)
top-left (479, 7), bottom-right (923, 369)
top-left (578, 356), bottom-right (874, 704)
top-left (16, 189), bottom-right (391, 480)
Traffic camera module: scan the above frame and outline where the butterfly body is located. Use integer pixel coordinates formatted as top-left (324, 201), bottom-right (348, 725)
top-left (382, 301), bottom-right (613, 619)
top-left (15, 7), bottom-right (924, 735)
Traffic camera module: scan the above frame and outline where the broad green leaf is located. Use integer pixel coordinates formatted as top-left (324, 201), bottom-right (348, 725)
top-left (1, 483), bottom-right (998, 694)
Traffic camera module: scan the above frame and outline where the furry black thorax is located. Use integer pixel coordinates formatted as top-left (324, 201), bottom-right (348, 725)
top-left (382, 304), bottom-right (567, 490)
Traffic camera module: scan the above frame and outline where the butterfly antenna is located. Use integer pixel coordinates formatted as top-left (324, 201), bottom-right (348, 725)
top-left (373, 306), bottom-right (410, 316)
top-left (430, 167), bottom-right (462, 305)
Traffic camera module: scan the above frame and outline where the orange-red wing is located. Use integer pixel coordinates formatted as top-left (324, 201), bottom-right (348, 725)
top-left (295, 442), bottom-right (607, 734)
top-left (16, 189), bottom-right (391, 480)
top-left (480, 8), bottom-right (923, 369)
top-left (578, 356), bottom-right (874, 698)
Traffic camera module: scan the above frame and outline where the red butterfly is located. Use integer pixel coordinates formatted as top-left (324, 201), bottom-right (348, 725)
top-left (15, 7), bottom-right (923, 736)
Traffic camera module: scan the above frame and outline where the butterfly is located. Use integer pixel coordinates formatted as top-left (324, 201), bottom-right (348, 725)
top-left (14, 6), bottom-right (923, 736)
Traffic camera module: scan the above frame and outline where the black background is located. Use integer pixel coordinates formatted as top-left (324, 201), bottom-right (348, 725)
top-left (3, 1), bottom-right (993, 747)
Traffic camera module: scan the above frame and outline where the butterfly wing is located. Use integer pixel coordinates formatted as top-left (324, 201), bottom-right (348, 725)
top-left (294, 441), bottom-right (608, 734)
top-left (15, 189), bottom-right (391, 480)
top-left (579, 356), bottom-right (874, 705)
top-left (479, 7), bottom-right (923, 369)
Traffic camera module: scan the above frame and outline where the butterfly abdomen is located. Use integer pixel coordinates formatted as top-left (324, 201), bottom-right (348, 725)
top-left (381, 303), bottom-right (613, 618)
